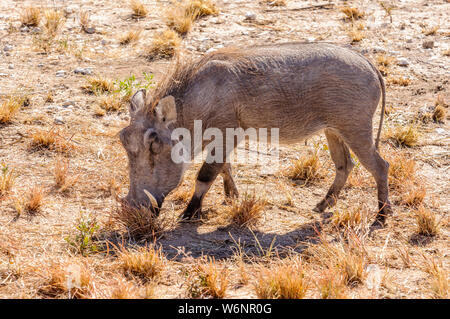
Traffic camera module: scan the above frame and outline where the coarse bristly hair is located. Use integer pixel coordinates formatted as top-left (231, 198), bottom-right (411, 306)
top-left (143, 46), bottom-right (278, 114)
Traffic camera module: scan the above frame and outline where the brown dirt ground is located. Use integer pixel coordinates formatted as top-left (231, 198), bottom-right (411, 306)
top-left (0, 0), bottom-right (448, 299)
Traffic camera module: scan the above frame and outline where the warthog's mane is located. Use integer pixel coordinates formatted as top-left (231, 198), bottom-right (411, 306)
top-left (144, 46), bottom-right (273, 114)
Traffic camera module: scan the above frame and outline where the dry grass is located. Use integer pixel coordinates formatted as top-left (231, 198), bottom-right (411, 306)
top-left (0, 162), bottom-right (15, 197)
top-left (53, 157), bottom-right (79, 193)
top-left (262, 0), bottom-right (287, 6)
top-left (254, 257), bottom-right (308, 299)
top-left (119, 244), bottom-right (165, 281)
top-left (340, 6), bottom-right (365, 21)
top-left (186, 257), bottom-right (229, 299)
top-left (166, 0), bottom-right (218, 35)
top-left (30, 127), bottom-right (75, 153)
top-left (96, 94), bottom-right (125, 114)
top-left (414, 206), bottom-right (440, 237)
top-left (388, 75), bottom-right (411, 86)
top-left (387, 152), bottom-right (416, 189)
top-left (348, 28), bottom-right (364, 43)
top-left (331, 206), bottom-right (366, 229)
top-left (82, 76), bottom-right (115, 95)
top-left (422, 25), bottom-right (439, 36)
top-left (421, 255), bottom-right (448, 299)
top-left (315, 269), bottom-right (347, 299)
top-left (0, 96), bottom-right (21, 124)
top-left (39, 260), bottom-right (93, 298)
top-left (384, 123), bottom-right (420, 147)
top-left (20, 7), bottom-right (41, 27)
top-left (110, 203), bottom-right (173, 241)
top-left (16, 186), bottom-right (46, 215)
top-left (225, 192), bottom-right (266, 228)
top-left (284, 149), bottom-right (325, 184)
top-left (145, 29), bottom-right (181, 60)
top-left (119, 29), bottom-right (142, 45)
top-left (400, 184), bottom-right (426, 207)
top-left (79, 10), bottom-right (91, 32)
top-left (43, 9), bottom-right (65, 37)
top-left (130, 0), bottom-right (148, 18)
top-left (432, 105), bottom-right (446, 123)
top-left (308, 234), bottom-right (368, 287)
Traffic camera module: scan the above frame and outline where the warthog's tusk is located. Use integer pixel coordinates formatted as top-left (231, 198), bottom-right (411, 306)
top-left (143, 189), bottom-right (158, 209)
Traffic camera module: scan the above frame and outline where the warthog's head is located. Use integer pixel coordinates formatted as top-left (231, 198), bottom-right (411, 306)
top-left (119, 89), bottom-right (185, 214)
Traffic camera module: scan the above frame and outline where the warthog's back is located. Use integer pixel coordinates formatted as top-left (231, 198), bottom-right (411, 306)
top-left (178, 42), bottom-right (383, 143)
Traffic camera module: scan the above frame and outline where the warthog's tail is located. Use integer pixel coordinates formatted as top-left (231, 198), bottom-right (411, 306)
top-left (374, 67), bottom-right (386, 150)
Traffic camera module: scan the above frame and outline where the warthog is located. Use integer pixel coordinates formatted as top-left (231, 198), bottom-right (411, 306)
top-left (119, 42), bottom-right (392, 226)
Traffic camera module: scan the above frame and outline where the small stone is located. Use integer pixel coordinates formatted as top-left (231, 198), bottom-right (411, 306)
top-left (37, 63), bottom-right (44, 68)
top-left (20, 26), bottom-right (29, 32)
top-left (3, 44), bottom-right (13, 52)
top-left (244, 12), bottom-right (256, 21)
top-left (0, 73), bottom-right (8, 77)
top-left (54, 117), bottom-right (65, 125)
top-left (84, 27), bottom-right (96, 34)
top-left (8, 64), bottom-right (14, 69)
top-left (62, 101), bottom-right (75, 107)
top-left (74, 67), bottom-right (93, 75)
top-left (397, 58), bottom-right (409, 67)
top-left (56, 70), bottom-right (66, 77)
top-left (423, 40), bottom-right (434, 49)
top-left (372, 46), bottom-right (386, 53)
top-left (30, 27), bottom-right (41, 34)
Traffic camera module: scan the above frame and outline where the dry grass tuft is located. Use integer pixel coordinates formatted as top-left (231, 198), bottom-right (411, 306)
top-left (119, 29), bottom-right (142, 45)
top-left (53, 157), bottom-right (79, 192)
top-left (262, 0), bottom-right (287, 6)
top-left (186, 0), bottom-right (219, 18)
top-left (414, 206), bottom-right (440, 237)
top-left (39, 260), bottom-right (93, 298)
top-left (79, 10), bottom-right (91, 32)
top-left (110, 203), bottom-right (172, 241)
top-left (30, 127), bottom-right (75, 153)
top-left (421, 255), bottom-right (448, 299)
top-left (43, 9), bottom-right (65, 36)
top-left (119, 245), bottom-right (165, 281)
top-left (315, 269), bottom-right (348, 299)
top-left (384, 123), bottom-right (420, 147)
top-left (331, 205), bottom-right (366, 229)
top-left (388, 76), bottom-right (411, 86)
top-left (166, 0), bottom-right (218, 35)
top-left (400, 184), bottom-right (426, 207)
top-left (20, 7), bottom-right (41, 27)
top-left (226, 192), bottom-right (266, 228)
top-left (186, 257), bottom-right (229, 299)
top-left (130, 0), bottom-right (148, 18)
top-left (16, 186), bottom-right (46, 215)
top-left (340, 6), bottom-right (365, 21)
top-left (96, 94), bottom-right (126, 114)
top-left (0, 96), bottom-right (21, 124)
top-left (308, 235), bottom-right (368, 287)
top-left (0, 162), bottom-right (15, 197)
top-left (82, 76), bottom-right (115, 95)
top-left (348, 27), bottom-right (364, 43)
top-left (145, 29), bottom-right (181, 60)
top-left (254, 257), bottom-right (308, 299)
top-left (432, 105), bottom-right (446, 123)
top-left (387, 152), bottom-right (416, 190)
top-left (422, 25), bottom-right (439, 36)
top-left (284, 148), bottom-right (325, 184)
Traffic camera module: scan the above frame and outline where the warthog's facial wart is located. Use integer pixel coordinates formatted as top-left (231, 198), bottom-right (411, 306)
top-left (119, 89), bottom-right (185, 214)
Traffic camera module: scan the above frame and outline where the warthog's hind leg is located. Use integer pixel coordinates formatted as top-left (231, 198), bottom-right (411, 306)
top-left (181, 162), bottom-right (225, 220)
top-left (314, 129), bottom-right (354, 212)
top-left (221, 163), bottom-right (239, 199)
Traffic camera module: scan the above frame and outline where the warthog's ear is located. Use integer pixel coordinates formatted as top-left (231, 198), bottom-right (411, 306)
top-left (129, 89), bottom-right (146, 119)
top-left (155, 95), bottom-right (177, 125)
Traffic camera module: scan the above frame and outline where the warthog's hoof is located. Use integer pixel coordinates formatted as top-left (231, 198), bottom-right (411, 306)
top-left (313, 196), bottom-right (336, 213)
top-left (180, 197), bottom-right (202, 220)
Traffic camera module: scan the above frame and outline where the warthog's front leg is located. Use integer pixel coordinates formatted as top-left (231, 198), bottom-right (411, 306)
top-left (181, 162), bottom-right (225, 220)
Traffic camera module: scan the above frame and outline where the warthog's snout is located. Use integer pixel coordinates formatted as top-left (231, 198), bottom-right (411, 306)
top-left (124, 190), bottom-right (164, 215)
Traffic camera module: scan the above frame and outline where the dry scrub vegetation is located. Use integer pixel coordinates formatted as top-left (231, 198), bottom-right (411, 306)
top-left (0, 0), bottom-right (448, 299)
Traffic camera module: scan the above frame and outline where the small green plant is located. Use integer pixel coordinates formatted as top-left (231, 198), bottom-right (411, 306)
top-left (65, 212), bottom-right (99, 256)
top-left (114, 72), bottom-right (154, 100)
